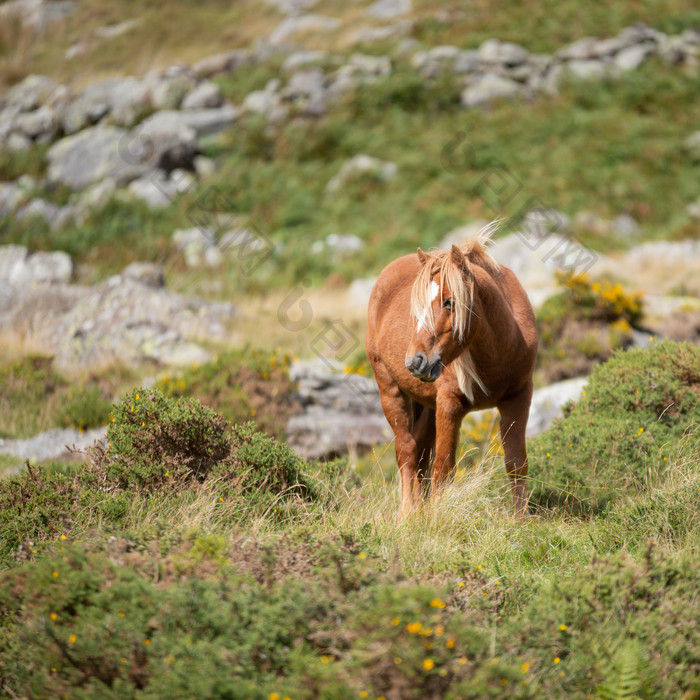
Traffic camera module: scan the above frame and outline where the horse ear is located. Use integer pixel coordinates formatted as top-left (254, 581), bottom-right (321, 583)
top-left (450, 244), bottom-right (470, 274)
top-left (416, 248), bottom-right (429, 266)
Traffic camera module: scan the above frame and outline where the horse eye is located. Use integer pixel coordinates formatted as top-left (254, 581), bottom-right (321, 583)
top-left (443, 298), bottom-right (453, 310)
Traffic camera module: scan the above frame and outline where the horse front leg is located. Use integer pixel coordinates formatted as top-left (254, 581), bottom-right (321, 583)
top-left (431, 393), bottom-right (466, 500)
top-left (498, 381), bottom-right (533, 517)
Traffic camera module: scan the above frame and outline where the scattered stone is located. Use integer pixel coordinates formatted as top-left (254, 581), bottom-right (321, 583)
top-left (181, 81), bottom-right (224, 110)
top-left (366, 0), bottom-right (411, 20)
top-left (6, 74), bottom-right (60, 111)
top-left (0, 0), bottom-right (76, 33)
top-left (122, 261), bottom-right (165, 288)
top-left (326, 154), bottom-right (397, 193)
top-left (4, 133), bottom-right (32, 152)
top-left (478, 38), bottom-right (529, 65)
top-left (461, 74), bottom-right (524, 108)
top-left (526, 376), bottom-right (588, 437)
top-left (564, 59), bottom-right (609, 80)
top-left (13, 105), bottom-right (59, 141)
top-left (613, 43), bottom-right (653, 71)
top-left (0, 182), bottom-right (24, 217)
top-left (282, 50), bottom-right (330, 72)
top-left (282, 68), bottom-right (327, 115)
top-left (193, 155), bottom-right (217, 178)
top-left (192, 49), bottom-right (254, 78)
top-left (683, 131), bottom-right (700, 160)
top-left (0, 425), bottom-right (107, 464)
top-left (16, 198), bottom-right (61, 224)
top-left (7, 249), bottom-right (74, 286)
top-left (266, 0), bottom-right (319, 14)
top-left (173, 227), bottom-right (218, 267)
top-left (610, 214), bottom-right (640, 238)
top-left (346, 20), bottom-right (413, 45)
top-left (311, 234), bottom-right (364, 254)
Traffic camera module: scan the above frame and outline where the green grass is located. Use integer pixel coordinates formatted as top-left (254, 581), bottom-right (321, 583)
top-left (5, 55), bottom-right (699, 292)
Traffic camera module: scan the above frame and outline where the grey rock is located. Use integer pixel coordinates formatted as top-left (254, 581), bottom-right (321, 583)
top-left (611, 214), bottom-right (640, 238)
top-left (564, 59), bottom-right (609, 80)
top-left (523, 208), bottom-right (570, 237)
top-left (286, 359), bottom-right (391, 459)
top-left (242, 89), bottom-right (280, 116)
top-left (47, 125), bottom-right (153, 189)
top-left (147, 73), bottom-right (194, 111)
top-left (311, 234), bottom-right (364, 254)
top-left (4, 133), bottom-right (32, 152)
top-left (192, 49), bottom-right (254, 78)
top-left (0, 182), bottom-right (24, 217)
top-left (613, 43), bottom-right (654, 71)
top-left (13, 105), bottom-right (59, 140)
top-left (181, 81), bottom-right (224, 110)
top-left (73, 178), bottom-right (118, 220)
top-left (138, 105), bottom-right (237, 139)
top-left (173, 227), bottom-right (217, 267)
top-left (557, 36), bottom-right (610, 61)
top-left (452, 50), bottom-right (480, 74)
top-left (2, 273), bottom-right (235, 368)
top-left (268, 14), bottom-right (340, 45)
top-left (478, 38), bottom-right (529, 65)
top-left (0, 245), bottom-right (29, 279)
top-left (0, 425), bottom-right (107, 463)
top-left (526, 376), bottom-right (588, 438)
top-left (326, 154), bottom-right (397, 193)
top-left (122, 261), bottom-right (165, 288)
top-left (127, 171), bottom-right (174, 208)
top-left (193, 155), bottom-right (217, 178)
top-left (8, 250), bottom-right (74, 286)
top-left (366, 0), bottom-right (411, 20)
top-left (347, 53), bottom-right (392, 77)
top-left (6, 74), bottom-right (60, 111)
top-left (461, 74), bottom-right (524, 108)
top-left (16, 198), bottom-right (61, 223)
top-left (282, 50), bottom-right (329, 72)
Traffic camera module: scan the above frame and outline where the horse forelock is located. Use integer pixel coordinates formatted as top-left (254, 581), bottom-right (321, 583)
top-left (410, 224), bottom-right (499, 342)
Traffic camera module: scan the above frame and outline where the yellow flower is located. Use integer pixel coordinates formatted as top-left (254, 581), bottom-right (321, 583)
top-left (458, 656), bottom-right (467, 665)
top-left (406, 622), bottom-right (422, 634)
top-left (521, 662), bottom-right (530, 673)
top-left (394, 657), bottom-right (402, 665)
top-left (142, 422), bottom-right (145, 427)
top-left (391, 618), bottom-right (400, 626)
top-left (321, 655), bottom-right (332, 664)
top-left (446, 638), bottom-right (455, 649)
top-left (559, 624), bottom-right (568, 631)
top-left (359, 692), bottom-right (368, 698)
top-left (358, 552), bottom-right (366, 559)
top-left (144, 639), bottom-right (151, 645)
top-left (477, 564), bottom-right (482, 570)
top-left (423, 659), bottom-right (435, 671)
top-left (135, 394), bottom-right (139, 400)
top-left (52, 571), bottom-right (59, 578)
top-left (554, 657), bottom-right (561, 664)
top-left (68, 635), bottom-right (76, 644)
top-left (434, 624), bottom-right (444, 636)
top-left (60, 535), bottom-right (66, 541)
top-left (119, 611), bottom-right (125, 617)
top-left (494, 580), bottom-right (499, 586)
top-left (429, 598), bottom-right (446, 608)
top-left (49, 612), bottom-right (57, 621)
top-left (269, 694), bottom-right (280, 700)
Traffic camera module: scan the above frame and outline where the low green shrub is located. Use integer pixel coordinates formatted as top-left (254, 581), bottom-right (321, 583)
top-left (529, 341), bottom-right (700, 513)
top-left (155, 348), bottom-right (298, 439)
top-left (57, 384), bottom-right (112, 431)
top-left (92, 387), bottom-right (232, 491)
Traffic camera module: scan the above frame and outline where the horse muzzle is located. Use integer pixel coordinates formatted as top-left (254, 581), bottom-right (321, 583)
top-left (405, 352), bottom-right (442, 382)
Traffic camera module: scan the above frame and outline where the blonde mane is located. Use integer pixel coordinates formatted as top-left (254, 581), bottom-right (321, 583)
top-left (409, 222), bottom-right (500, 402)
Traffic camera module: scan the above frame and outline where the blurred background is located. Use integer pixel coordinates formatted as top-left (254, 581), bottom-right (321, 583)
top-left (0, 0), bottom-right (699, 466)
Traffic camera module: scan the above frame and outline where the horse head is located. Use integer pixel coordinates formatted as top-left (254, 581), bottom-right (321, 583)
top-left (405, 244), bottom-right (479, 383)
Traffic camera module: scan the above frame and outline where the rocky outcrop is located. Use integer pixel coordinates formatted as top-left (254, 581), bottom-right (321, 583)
top-left (0, 245), bottom-right (236, 369)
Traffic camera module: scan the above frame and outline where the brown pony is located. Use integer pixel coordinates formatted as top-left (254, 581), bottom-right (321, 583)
top-left (366, 224), bottom-right (538, 516)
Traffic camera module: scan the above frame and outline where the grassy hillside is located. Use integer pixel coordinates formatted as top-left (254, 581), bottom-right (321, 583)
top-left (1, 343), bottom-right (699, 698)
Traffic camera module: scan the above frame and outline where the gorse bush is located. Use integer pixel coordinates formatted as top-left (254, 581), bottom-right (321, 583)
top-left (93, 387), bottom-right (232, 491)
top-left (536, 272), bottom-right (643, 382)
top-left (529, 341), bottom-right (700, 513)
top-left (155, 348), bottom-right (298, 439)
top-left (1, 538), bottom-right (698, 699)
top-left (57, 384), bottom-right (112, 431)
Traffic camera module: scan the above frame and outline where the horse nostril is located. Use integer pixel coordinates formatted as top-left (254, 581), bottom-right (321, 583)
top-left (406, 352), bottom-right (427, 373)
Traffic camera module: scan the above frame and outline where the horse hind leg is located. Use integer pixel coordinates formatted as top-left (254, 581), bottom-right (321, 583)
top-left (497, 381), bottom-right (533, 517)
